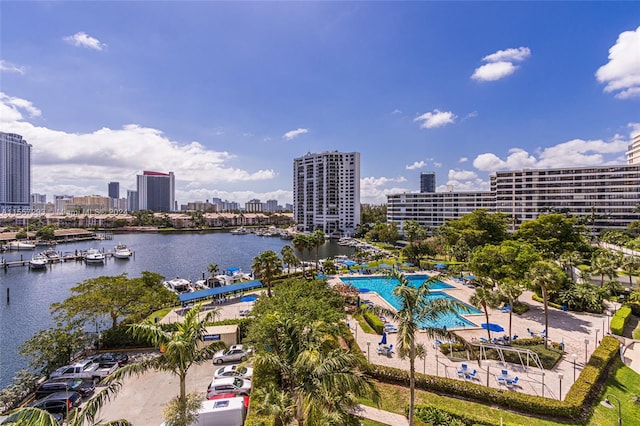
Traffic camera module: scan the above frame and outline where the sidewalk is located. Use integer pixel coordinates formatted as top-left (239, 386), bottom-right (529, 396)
top-left (352, 404), bottom-right (409, 426)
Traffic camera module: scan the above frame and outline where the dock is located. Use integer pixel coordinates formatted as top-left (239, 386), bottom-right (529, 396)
top-left (1, 249), bottom-right (130, 270)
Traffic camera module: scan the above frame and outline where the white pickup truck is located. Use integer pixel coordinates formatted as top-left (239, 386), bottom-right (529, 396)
top-left (49, 357), bottom-right (119, 382)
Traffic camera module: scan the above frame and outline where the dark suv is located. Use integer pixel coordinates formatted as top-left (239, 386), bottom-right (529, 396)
top-left (29, 391), bottom-right (82, 419)
top-left (35, 378), bottom-right (95, 399)
top-left (92, 352), bottom-right (129, 366)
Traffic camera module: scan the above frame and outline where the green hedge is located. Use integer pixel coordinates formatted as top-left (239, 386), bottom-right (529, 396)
top-left (363, 310), bottom-right (385, 334)
top-left (531, 293), bottom-right (563, 310)
top-left (610, 306), bottom-right (632, 336)
top-left (369, 335), bottom-right (620, 420)
top-left (413, 404), bottom-right (497, 426)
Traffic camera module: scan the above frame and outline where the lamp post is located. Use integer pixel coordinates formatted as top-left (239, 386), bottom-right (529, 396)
top-left (541, 371), bottom-right (545, 398)
top-left (607, 311), bottom-right (612, 334)
top-left (485, 360), bottom-right (491, 387)
top-left (600, 394), bottom-right (622, 425)
top-left (596, 329), bottom-right (599, 347)
top-left (367, 341), bottom-right (371, 362)
top-left (572, 353), bottom-right (578, 381)
top-left (435, 350), bottom-right (439, 376)
top-left (558, 373), bottom-right (564, 400)
top-left (584, 339), bottom-right (589, 364)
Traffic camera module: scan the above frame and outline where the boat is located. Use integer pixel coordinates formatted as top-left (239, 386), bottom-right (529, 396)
top-left (113, 244), bottom-right (133, 259)
top-left (8, 241), bottom-right (36, 250)
top-left (230, 227), bottom-right (250, 235)
top-left (163, 277), bottom-right (194, 294)
top-left (84, 248), bottom-right (106, 264)
top-left (41, 247), bottom-right (61, 263)
top-left (29, 254), bottom-right (48, 269)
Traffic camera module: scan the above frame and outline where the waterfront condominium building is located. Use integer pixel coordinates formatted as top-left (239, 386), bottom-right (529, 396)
top-left (0, 132), bottom-right (31, 212)
top-left (387, 164), bottom-right (640, 236)
top-left (293, 151), bottom-right (360, 236)
top-left (628, 133), bottom-right (640, 165)
top-left (136, 171), bottom-right (175, 212)
top-left (387, 190), bottom-right (495, 234)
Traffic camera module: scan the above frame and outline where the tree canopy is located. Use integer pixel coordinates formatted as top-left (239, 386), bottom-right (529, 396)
top-left (515, 213), bottom-right (588, 258)
top-left (438, 210), bottom-right (510, 253)
top-left (52, 272), bottom-right (177, 329)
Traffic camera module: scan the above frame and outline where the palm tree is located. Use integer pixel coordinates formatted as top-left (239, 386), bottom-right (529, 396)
top-left (253, 317), bottom-right (379, 426)
top-left (590, 251), bottom-right (617, 287)
top-left (280, 244), bottom-right (298, 275)
top-left (311, 230), bottom-right (326, 271)
top-left (107, 303), bottom-right (225, 426)
top-left (252, 250), bottom-right (281, 297)
top-left (368, 271), bottom-right (469, 426)
top-left (469, 284), bottom-right (500, 341)
top-left (496, 279), bottom-right (523, 343)
top-left (620, 255), bottom-right (640, 287)
top-left (292, 234), bottom-right (310, 273)
top-left (559, 250), bottom-right (583, 281)
top-left (526, 261), bottom-right (565, 349)
top-left (207, 262), bottom-right (219, 278)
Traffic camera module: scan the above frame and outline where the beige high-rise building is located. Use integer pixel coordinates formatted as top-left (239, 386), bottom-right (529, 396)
top-left (628, 133), bottom-right (640, 164)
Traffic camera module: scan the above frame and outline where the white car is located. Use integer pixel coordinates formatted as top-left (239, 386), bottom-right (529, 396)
top-left (212, 344), bottom-right (251, 364)
top-left (206, 377), bottom-right (252, 399)
top-left (213, 364), bottom-right (254, 380)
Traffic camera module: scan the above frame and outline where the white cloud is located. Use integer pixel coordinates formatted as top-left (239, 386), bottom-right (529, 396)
top-left (63, 32), bottom-right (106, 51)
top-left (414, 109), bottom-right (456, 129)
top-left (448, 169), bottom-right (478, 181)
top-left (433, 162), bottom-right (442, 168)
top-left (629, 122), bottom-right (640, 138)
top-left (391, 108), bottom-right (402, 115)
top-left (283, 128), bottom-right (309, 140)
top-left (0, 92), bottom-right (281, 204)
top-left (596, 26), bottom-right (640, 99)
top-left (483, 47), bottom-right (531, 63)
top-left (473, 134), bottom-right (631, 172)
top-left (0, 60), bottom-right (25, 74)
top-left (405, 161), bottom-right (425, 170)
top-left (360, 176), bottom-right (410, 204)
top-left (472, 46), bottom-right (531, 81)
top-left (459, 157), bottom-right (468, 163)
top-left (472, 61), bottom-right (517, 81)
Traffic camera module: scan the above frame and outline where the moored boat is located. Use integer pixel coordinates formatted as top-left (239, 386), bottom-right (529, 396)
top-left (113, 244), bottom-right (133, 259)
top-left (230, 227), bottom-right (250, 235)
top-left (29, 254), bottom-right (48, 269)
top-left (8, 241), bottom-right (36, 250)
top-left (42, 247), bottom-right (61, 262)
top-left (84, 248), bottom-right (106, 264)
top-left (163, 277), bottom-right (194, 294)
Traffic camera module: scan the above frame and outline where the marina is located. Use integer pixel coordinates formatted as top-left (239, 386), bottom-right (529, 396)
top-left (0, 232), bottom-right (354, 388)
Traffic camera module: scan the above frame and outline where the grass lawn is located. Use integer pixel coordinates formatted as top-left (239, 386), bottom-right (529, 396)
top-left (146, 306), bottom-right (177, 322)
top-left (587, 360), bottom-right (640, 425)
top-left (359, 381), bottom-right (579, 425)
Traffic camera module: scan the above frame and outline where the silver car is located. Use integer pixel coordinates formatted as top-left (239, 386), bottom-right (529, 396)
top-left (213, 364), bottom-right (254, 380)
top-left (206, 377), bottom-right (252, 399)
top-left (212, 345), bottom-right (250, 364)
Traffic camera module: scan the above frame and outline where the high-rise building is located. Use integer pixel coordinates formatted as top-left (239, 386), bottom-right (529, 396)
top-left (136, 171), bottom-right (175, 212)
top-left (628, 133), bottom-right (640, 165)
top-left (108, 182), bottom-right (120, 199)
top-left (265, 199), bottom-right (278, 212)
top-left (293, 151), bottom-right (360, 236)
top-left (245, 199), bottom-right (263, 213)
top-left (127, 190), bottom-right (138, 212)
top-left (54, 195), bottom-right (74, 213)
top-left (420, 172), bottom-right (436, 193)
top-left (1, 132), bottom-right (31, 212)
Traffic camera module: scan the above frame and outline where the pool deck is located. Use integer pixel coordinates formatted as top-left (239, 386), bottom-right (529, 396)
top-left (331, 271), bottom-right (619, 401)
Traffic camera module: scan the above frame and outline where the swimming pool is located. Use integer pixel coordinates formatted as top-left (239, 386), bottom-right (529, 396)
top-left (340, 275), bottom-right (480, 330)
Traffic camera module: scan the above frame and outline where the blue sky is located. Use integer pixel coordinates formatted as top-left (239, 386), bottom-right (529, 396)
top-left (1, 2), bottom-right (639, 206)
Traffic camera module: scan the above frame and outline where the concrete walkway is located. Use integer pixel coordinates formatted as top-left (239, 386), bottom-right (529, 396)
top-left (353, 404), bottom-right (409, 426)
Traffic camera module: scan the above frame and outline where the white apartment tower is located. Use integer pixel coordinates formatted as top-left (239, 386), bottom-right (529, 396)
top-left (293, 151), bottom-right (360, 236)
top-left (628, 133), bottom-right (640, 165)
top-left (0, 132), bottom-right (31, 212)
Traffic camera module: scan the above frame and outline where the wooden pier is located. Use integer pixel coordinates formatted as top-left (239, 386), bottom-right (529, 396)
top-left (1, 250), bottom-right (128, 270)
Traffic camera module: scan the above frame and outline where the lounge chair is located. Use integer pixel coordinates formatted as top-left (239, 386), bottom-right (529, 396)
top-left (499, 305), bottom-right (511, 313)
top-left (434, 339), bottom-right (444, 346)
top-left (479, 337), bottom-right (489, 343)
top-left (501, 369), bottom-right (508, 376)
top-left (383, 344), bottom-right (394, 356)
top-left (465, 369), bottom-right (478, 380)
top-left (461, 363), bottom-right (468, 371)
top-left (496, 376), bottom-right (506, 385)
top-left (527, 328), bottom-right (538, 337)
top-left (506, 376), bottom-right (519, 387)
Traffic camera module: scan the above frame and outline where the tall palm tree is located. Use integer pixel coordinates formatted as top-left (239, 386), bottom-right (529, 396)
top-left (312, 230), bottom-right (326, 271)
top-left (559, 250), bottom-right (583, 281)
top-left (207, 262), bottom-right (219, 278)
top-left (252, 250), bottom-right (281, 297)
top-left (496, 278), bottom-right (523, 343)
top-left (107, 304), bottom-right (225, 426)
top-left (590, 251), bottom-right (617, 287)
top-left (526, 261), bottom-right (565, 349)
top-left (469, 284), bottom-right (500, 341)
top-left (253, 317), bottom-right (379, 426)
top-left (621, 255), bottom-right (640, 287)
top-left (292, 234), bottom-right (309, 273)
top-left (368, 271), bottom-right (469, 426)
top-left (280, 244), bottom-right (298, 276)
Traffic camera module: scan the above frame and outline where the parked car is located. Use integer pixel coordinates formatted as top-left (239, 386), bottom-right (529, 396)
top-left (212, 345), bottom-right (251, 365)
top-left (206, 377), bottom-right (252, 399)
top-left (49, 357), bottom-right (119, 381)
top-left (92, 352), bottom-right (129, 365)
top-left (35, 377), bottom-right (96, 399)
top-left (213, 364), bottom-right (254, 380)
top-left (29, 391), bottom-right (82, 420)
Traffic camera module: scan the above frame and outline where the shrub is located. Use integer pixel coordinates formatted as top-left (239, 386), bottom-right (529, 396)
top-left (363, 310), bottom-right (385, 334)
top-left (610, 306), bottom-right (632, 336)
top-left (413, 404), bottom-right (497, 426)
top-left (100, 324), bottom-right (153, 349)
top-left (531, 293), bottom-right (563, 310)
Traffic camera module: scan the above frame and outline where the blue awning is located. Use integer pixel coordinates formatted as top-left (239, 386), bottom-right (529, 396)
top-left (179, 280), bottom-right (263, 303)
top-left (342, 260), bottom-right (356, 267)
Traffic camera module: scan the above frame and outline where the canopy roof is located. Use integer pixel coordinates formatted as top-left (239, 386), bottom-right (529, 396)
top-left (178, 280), bottom-right (262, 303)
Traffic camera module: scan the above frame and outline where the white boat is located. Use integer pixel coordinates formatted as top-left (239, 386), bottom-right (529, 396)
top-left (230, 227), bottom-right (250, 235)
top-left (113, 244), bottom-right (133, 259)
top-left (8, 241), bottom-right (36, 250)
top-left (41, 247), bottom-right (61, 262)
top-left (29, 254), bottom-right (48, 269)
top-left (84, 248), bottom-right (106, 264)
top-left (163, 277), bottom-right (194, 294)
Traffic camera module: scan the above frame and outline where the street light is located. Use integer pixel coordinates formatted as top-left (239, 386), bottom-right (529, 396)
top-left (558, 373), bottom-right (564, 400)
top-left (596, 329), bottom-right (599, 347)
top-left (572, 353), bottom-right (578, 381)
top-left (600, 394), bottom-right (622, 425)
top-left (484, 360), bottom-right (491, 387)
top-left (584, 339), bottom-right (589, 364)
top-left (367, 341), bottom-right (371, 362)
top-left (607, 311), bottom-right (612, 334)
top-left (541, 371), bottom-right (545, 398)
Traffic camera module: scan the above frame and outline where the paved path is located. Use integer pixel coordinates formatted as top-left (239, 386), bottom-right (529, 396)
top-left (352, 404), bottom-right (409, 426)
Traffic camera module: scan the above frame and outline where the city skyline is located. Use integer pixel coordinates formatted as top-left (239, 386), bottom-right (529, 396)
top-left (1, 2), bottom-right (639, 205)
